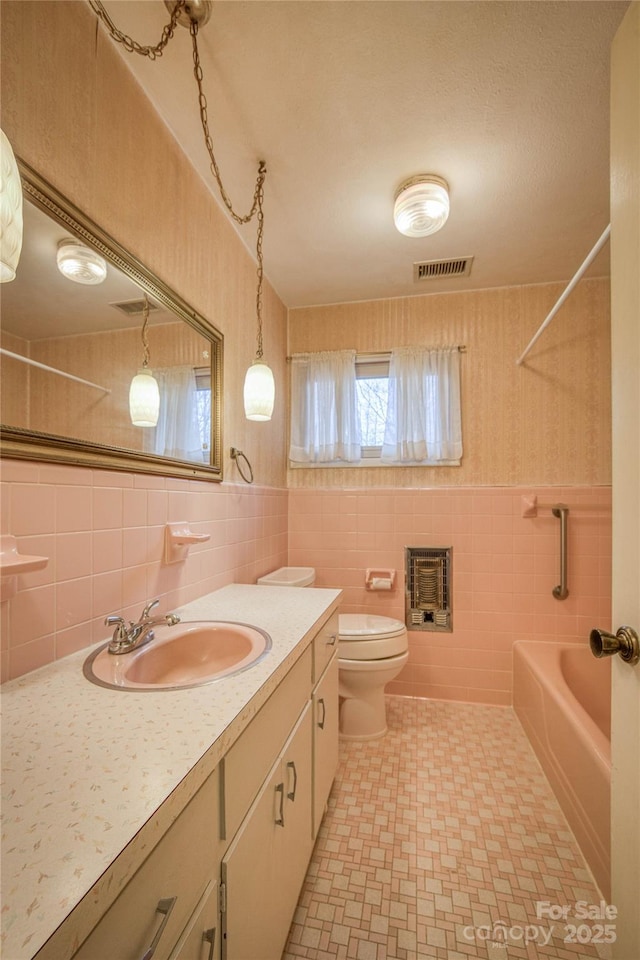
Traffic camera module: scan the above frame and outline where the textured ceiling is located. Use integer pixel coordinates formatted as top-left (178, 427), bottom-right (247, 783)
top-left (100, 1), bottom-right (628, 307)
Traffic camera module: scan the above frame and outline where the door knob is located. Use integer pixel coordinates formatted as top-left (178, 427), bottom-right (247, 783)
top-left (590, 626), bottom-right (640, 665)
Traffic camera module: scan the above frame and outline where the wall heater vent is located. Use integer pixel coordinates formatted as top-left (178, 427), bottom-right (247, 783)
top-left (413, 256), bottom-right (473, 282)
top-left (405, 546), bottom-right (452, 632)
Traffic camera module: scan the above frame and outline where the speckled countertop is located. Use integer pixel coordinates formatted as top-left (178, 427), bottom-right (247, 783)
top-left (1, 584), bottom-right (341, 960)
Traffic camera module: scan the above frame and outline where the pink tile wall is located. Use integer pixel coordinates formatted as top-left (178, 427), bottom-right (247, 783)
top-left (0, 461), bottom-right (288, 682)
top-left (289, 486), bottom-right (612, 706)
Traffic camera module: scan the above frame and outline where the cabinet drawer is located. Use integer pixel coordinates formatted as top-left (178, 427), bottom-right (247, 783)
top-left (312, 612), bottom-right (339, 684)
top-left (222, 645), bottom-right (312, 840)
top-left (73, 770), bottom-right (219, 960)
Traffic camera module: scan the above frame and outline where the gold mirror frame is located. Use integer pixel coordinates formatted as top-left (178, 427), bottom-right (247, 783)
top-left (1, 159), bottom-right (223, 481)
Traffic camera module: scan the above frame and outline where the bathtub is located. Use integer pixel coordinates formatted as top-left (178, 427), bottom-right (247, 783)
top-left (513, 641), bottom-right (611, 898)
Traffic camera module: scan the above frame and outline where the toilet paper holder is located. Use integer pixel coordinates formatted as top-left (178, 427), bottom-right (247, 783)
top-left (365, 568), bottom-right (396, 591)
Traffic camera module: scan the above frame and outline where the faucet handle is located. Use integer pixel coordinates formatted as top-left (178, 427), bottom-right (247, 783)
top-left (140, 598), bottom-right (160, 621)
top-left (105, 614), bottom-right (126, 628)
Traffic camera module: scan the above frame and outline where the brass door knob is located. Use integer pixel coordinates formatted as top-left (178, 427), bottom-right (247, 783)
top-left (590, 626), bottom-right (640, 665)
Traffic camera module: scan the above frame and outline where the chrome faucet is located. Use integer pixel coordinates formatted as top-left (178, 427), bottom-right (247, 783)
top-left (105, 599), bottom-right (181, 655)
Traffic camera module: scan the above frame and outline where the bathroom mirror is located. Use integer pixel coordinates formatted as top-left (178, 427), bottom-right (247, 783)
top-left (0, 159), bottom-right (223, 481)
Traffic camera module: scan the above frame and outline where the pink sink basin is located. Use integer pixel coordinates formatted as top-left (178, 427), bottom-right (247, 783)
top-left (84, 621), bottom-right (272, 691)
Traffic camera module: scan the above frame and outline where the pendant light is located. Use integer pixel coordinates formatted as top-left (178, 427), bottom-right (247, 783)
top-left (243, 163), bottom-right (275, 421)
top-left (129, 295), bottom-right (160, 427)
top-left (89, 1), bottom-right (275, 425)
top-left (393, 174), bottom-right (450, 238)
top-left (0, 128), bottom-right (23, 283)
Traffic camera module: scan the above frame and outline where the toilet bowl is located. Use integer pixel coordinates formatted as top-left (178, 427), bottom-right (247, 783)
top-left (256, 568), bottom-right (409, 741)
top-left (337, 614), bottom-right (408, 741)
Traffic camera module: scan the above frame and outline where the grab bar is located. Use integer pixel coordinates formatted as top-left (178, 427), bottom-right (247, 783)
top-left (552, 504), bottom-right (569, 600)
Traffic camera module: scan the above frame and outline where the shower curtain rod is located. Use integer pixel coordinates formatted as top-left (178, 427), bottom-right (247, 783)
top-left (0, 349), bottom-right (111, 394)
top-left (516, 223), bottom-right (611, 366)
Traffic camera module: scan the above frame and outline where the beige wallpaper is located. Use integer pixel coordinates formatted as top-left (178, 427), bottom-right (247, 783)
top-left (287, 278), bottom-right (611, 487)
top-left (0, 330), bottom-right (30, 429)
top-left (23, 322), bottom-right (207, 451)
top-left (1, 0), bottom-right (287, 487)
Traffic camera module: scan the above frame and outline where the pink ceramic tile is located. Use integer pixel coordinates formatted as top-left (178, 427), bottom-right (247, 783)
top-left (9, 584), bottom-right (56, 646)
top-left (56, 484), bottom-right (92, 534)
top-left (11, 483), bottom-right (56, 536)
top-left (55, 577), bottom-right (93, 631)
top-left (122, 488), bottom-right (147, 528)
top-left (56, 532), bottom-right (92, 582)
top-left (92, 487), bottom-right (123, 530)
top-left (9, 635), bottom-right (56, 679)
top-left (93, 529), bottom-right (123, 574)
top-left (56, 623), bottom-right (93, 660)
top-left (92, 570), bottom-right (123, 621)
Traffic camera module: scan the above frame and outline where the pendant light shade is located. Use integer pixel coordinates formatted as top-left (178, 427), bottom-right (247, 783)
top-left (57, 239), bottom-right (107, 285)
top-left (0, 128), bottom-right (23, 283)
top-left (129, 369), bottom-right (160, 427)
top-left (393, 174), bottom-right (450, 238)
top-left (244, 360), bottom-right (275, 422)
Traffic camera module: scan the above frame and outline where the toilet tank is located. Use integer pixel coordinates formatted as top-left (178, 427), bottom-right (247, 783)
top-left (256, 566), bottom-right (316, 587)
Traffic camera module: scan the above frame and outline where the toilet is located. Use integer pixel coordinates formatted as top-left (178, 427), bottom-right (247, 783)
top-left (257, 567), bottom-right (409, 741)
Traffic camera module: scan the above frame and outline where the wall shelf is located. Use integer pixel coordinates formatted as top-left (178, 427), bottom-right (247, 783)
top-left (0, 535), bottom-right (49, 600)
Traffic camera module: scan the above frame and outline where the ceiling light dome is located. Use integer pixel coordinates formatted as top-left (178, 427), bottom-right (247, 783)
top-left (57, 239), bottom-right (107, 285)
top-left (393, 175), bottom-right (450, 238)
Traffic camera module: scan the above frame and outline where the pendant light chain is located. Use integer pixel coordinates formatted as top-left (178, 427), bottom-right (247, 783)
top-left (88, 0), bottom-right (185, 59)
top-left (141, 295), bottom-right (151, 369)
top-left (89, 1), bottom-right (269, 368)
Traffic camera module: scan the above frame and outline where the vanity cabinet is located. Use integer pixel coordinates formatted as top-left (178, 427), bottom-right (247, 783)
top-left (221, 704), bottom-right (313, 960)
top-left (71, 770), bottom-right (221, 960)
top-left (31, 600), bottom-right (340, 960)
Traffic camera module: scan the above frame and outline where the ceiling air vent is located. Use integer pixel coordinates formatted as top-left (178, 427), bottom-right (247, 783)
top-left (109, 297), bottom-right (160, 317)
top-left (413, 256), bottom-right (474, 282)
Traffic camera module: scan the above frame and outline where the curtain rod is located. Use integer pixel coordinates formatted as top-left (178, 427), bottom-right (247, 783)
top-left (516, 224), bottom-right (611, 366)
top-left (287, 345), bottom-right (466, 362)
top-left (0, 348), bottom-right (111, 394)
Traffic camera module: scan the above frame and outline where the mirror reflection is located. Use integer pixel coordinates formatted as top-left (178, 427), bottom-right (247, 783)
top-left (0, 162), bottom-right (223, 480)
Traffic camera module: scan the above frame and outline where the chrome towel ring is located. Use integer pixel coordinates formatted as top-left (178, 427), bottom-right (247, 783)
top-left (230, 447), bottom-right (254, 484)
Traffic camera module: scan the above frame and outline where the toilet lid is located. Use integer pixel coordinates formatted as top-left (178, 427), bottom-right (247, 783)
top-left (339, 613), bottom-right (406, 640)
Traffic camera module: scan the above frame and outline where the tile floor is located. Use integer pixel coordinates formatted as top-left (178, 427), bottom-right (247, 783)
top-left (283, 697), bottom-right (612, 960)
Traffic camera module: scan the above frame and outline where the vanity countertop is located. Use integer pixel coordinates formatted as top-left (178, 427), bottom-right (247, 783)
top-left (1, 583), bottom-right (341, 960)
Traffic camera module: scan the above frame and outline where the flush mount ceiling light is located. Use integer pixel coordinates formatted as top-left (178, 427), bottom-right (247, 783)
top-left (90, 0), bottom-right (275, 423)
top-left (129, 294), bottom-right (160, 427)
top-left (393, 175), bottom-right (450, 238)
top-left (57, 239), bottom-right (107, 285)
top-left (0, 128), bottom-right (23, 283)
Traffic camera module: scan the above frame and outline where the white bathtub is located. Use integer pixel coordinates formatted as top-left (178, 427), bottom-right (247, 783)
top-left (513, 641), bottom-right (611, 898)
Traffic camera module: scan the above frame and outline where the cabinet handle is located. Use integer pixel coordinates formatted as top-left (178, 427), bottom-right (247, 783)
top-left (203, 927), bottom-right (216, 960)
top-left (140, 896), bottom-right (177, 960)
top-left (275, 782), bottom-right (285, 826)
top-left (317, 698), bottom-right (326, 730)
top-left (326, 634), bottom-right (337, 646)
top-left (286, 760), bottom-right (298, 801)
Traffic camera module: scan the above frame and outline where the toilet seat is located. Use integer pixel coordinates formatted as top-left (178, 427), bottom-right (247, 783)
top-left (338, 613), bottom-right (408, 660)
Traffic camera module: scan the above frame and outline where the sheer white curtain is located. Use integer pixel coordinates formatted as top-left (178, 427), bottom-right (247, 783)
top-left (289, 350), bottom-right (361, 463)
top-left (381, 346), bottom-right (462, 464)
top-left (144, 365), bottom-right (204, 462)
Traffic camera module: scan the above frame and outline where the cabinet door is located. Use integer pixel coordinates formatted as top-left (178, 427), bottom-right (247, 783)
top-left (312, 654), bottom-right (339, 837)
top-left (221, 704), bottom-right (312, 960)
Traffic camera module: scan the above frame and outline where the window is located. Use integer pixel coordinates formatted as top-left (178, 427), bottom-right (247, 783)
top-left (289, 347), bottom-right (462, 466)
top-left (194, 366), bottom-right (211, 453)
top-left (355, 355), bottom-right (390, 458)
